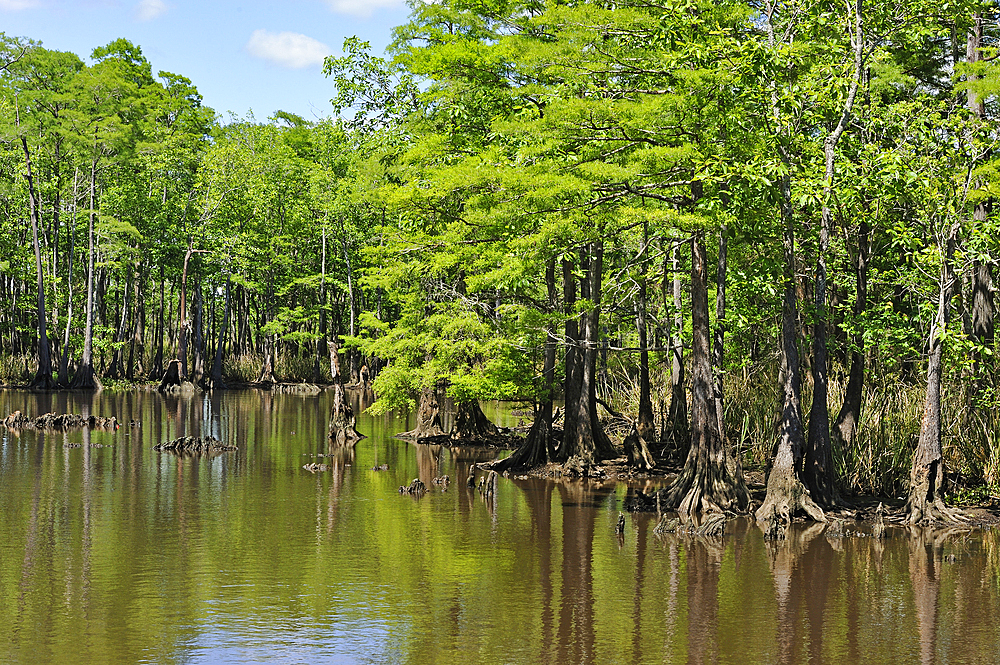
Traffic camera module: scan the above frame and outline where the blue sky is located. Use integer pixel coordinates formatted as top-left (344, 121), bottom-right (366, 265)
top-left (1, 0), bottom-right (411, 122)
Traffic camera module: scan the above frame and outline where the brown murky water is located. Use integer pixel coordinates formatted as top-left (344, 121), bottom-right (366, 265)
top-left (1, 389), bottom-right (998, 664)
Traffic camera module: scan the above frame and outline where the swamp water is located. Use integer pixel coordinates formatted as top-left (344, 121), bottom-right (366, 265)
top-left (1, 389), bottom-right (999, 664)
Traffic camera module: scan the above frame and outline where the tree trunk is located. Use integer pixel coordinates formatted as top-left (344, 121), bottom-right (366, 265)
top-left (179, 238), bottom-right (194, 381)
top-left (757, 171), bottom-right (825, 525)
top-left (149, 264), bottom-right (166, 380)
top-left (661, 232), bottom-right (749, 515)
top-left (192, 280), bottom-right (205, 386)
top-left (106, 268), bottom-right (132, 379)
top-left (328, 337), bottom-right (362, 444)
top-left (58, 171), bottom-right (76, 387)
top-left (70, 157), bottom-right (100, 390)
top-left (631, 225), bottom-right (656, 470)
top-left (399, 385), bottom-right (448, 442)
top-left (209, 275), bottom-right (232, 389)
top-left (126, 266), bottom-right (145, 381)
top-left (834, 216), bottom-right (869, 449)
top-left (713, 224), bottom-right (742, 481)
top-left (21, 135), bottom-right (54, 390)
top-left (342, 224), bottom-right (359, 384)
top-left (806, 0), bottom-right (863, 507)
top-left (968, 15), bottom-right (995, 387)
top-left (561, 241), bottom-right (617, 468)
top-left (667, 243), bottom-right (689, 457)
top-left (905, 225), bottom-right (963, 525)
top-left (451, 400), bottom-right (499, 442)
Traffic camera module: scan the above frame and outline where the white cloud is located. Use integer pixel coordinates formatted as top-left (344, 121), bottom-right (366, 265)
top-left (324, 0), bottom-right (404, 19)
top-left (245, 30), bottom-right (330, 69)
top-left (135, 0), bottom-right (168, 21)
top-left (0, 0), bottom-right (41, 10)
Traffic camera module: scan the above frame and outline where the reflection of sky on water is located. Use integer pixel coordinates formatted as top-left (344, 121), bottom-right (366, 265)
top-left (188, 617), bottom-right (398, 664)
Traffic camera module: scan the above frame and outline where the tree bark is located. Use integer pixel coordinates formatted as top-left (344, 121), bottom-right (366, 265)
top-left (21, 135), bottom-right (54, 389)
top-left (667, 242), bottom-right (689, 457)
top-left (399, 385), bottom-right (448, 441)
top-left (451, 400), bottom-right (499, 442)
top-left (630, 224), bottom-right (656, 470)
top-left (713, 224), bottom-right (742, 481)
top-left (757, 170), bottom-right (825, 525)
top-left (328, 337), bottom-right (362, 444)
top-left (661, 232), bottom-right (749, 515)
top-left (561, 241), bottom-right (617, 468)
top-left (905, 225), bottom-right (963, 525)
top-left (70, 157), bottom-right (100, 390)
top-left (58, 171), bottom-right (76, 387)
top-left (805, 0), bottom-right (863, 508)
top-left (968, 14), bottom-right (995, 387)
top-left (833, 217), bottom-right (868, 449)
top-left (191, 280), bottom-right (205, 386)
top-left (179, 237), bottom-right (194, 381)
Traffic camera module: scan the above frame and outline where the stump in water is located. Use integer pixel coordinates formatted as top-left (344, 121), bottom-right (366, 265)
top-left (328, 336), bottom-right (363, 444)
top-left (397, 386), bottom-right (448, 442)
top-left (157, 359), bottom-right (195, 394)
top-left (329, 383), bottom-right (363, 444)
top-left (451, 400), bottom-right (498, 443)
top-left (153, 436), bottom-right (236, 453)
top-left (399, 478), bottom-right (427, 495)
top-left (872, 503), bottom-right (887, 540)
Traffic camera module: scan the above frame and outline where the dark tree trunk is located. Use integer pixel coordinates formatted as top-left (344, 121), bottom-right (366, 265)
top-left (451, 400), bottom-right (498, 442)
top-left (834, 217), bottom-right (869, 450)
top-left (630, 226), bottom-right (655, 470)
top-left (21, 135), bottom-right (54, 390)
top-left (905, 226), bottom-right (963, 525)
top-left (70, 158), bottom-right (100, 391)
top-left (399, 385), bottom-right (448, 442)
top-left (968, 15), bottom-right (995, 387)
top-left (661, 232), bottom-right (749, 515)
top-left (757, 172), bottom-right (825, 525)
top-left (561, 241), bottom-right (617, 467)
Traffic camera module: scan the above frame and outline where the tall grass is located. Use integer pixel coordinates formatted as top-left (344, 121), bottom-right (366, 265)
top-left (0, 354), bottom-right (33, 384)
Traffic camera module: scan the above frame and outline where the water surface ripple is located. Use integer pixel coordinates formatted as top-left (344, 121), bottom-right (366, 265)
top-left (1, 389), bottom-right (998, 664)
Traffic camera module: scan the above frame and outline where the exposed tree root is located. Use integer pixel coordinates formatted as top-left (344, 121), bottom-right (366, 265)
top-left (451, 400), bottom-right (499, 443)
top-left (397, 386), bottom-right (448, 442)
top-left (755, 466), bottom-right (826, 526)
